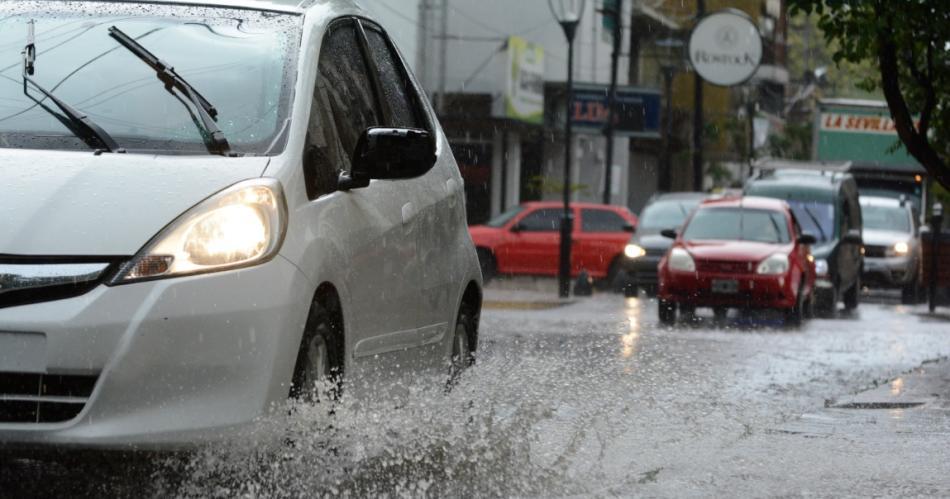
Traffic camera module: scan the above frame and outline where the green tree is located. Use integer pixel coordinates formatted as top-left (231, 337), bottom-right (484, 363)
top-left (789, 0), bottom-right (950, 189)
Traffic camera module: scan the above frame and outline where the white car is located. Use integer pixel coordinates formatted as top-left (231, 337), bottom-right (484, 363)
top-left (0, 0), bottom-right (482, 450)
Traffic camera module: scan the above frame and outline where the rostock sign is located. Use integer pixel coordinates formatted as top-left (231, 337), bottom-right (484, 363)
top-left (688, 10), bottom-right (762, 87)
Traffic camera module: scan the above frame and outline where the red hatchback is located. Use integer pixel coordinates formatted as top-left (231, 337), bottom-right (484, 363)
top-left (469, 202), bottom-right (637, 282)
top-left (657, 197), bottom-right (817, 325)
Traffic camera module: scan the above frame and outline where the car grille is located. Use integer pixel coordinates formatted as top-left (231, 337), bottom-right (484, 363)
top-left (864, 245), bottom-right (888, 258)
top-left (0, 372), bottom-right (98, 423)
top-left (695, 260), bottom-right (755, 274)
top-left (0, 258), bottom-right (122, 309)
top-left (645, 247), bottom-right (667, 258)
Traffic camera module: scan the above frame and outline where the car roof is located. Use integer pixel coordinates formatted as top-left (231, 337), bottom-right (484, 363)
top-left (521, 201), bottom-right (630, 211)
top-left (698, 196), bottom-right (789, 212)
top-left (859, 195), bottom-right (905, 208)
top-left (650, 192), bottom-right (709, 203)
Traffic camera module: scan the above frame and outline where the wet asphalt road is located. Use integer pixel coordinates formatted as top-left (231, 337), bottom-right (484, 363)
top-left (2, 290), bottom-right (949, 497)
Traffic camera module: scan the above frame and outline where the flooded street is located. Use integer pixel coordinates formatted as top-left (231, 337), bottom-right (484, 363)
top-left (4, 290), bottom-right (949, 497)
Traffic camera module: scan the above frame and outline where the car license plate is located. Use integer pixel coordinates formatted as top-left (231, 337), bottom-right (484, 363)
top-left (711, 279), bottom-right (739, 294)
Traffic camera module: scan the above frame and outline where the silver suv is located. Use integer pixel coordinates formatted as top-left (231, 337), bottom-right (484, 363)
top-left (860, 196), bottom-right (922, 303)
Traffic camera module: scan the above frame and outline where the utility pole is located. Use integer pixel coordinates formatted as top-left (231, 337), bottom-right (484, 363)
top-left (692, 0), bottom-right (706, 192)
top-left (602, 0), bottom-right (623, 205)
top-left (438, 0), bottom-right (449, 114)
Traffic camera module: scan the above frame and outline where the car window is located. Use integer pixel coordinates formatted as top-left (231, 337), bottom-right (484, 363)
top-left (0, 6), bottom-right (299, 155)
top-left (581, 209), bottom-right (629, 232)
top-left (786, 201), bottom-right (835, 243)
top-left (862, 205), bottom-right (912, 233)
top-left (486, 206), bottom-right (525, 228)
top-left (518, 208), bottom-right (562, 232)
top-left (638, 200), bottom-right (697, 231)
top-left (683, 208), bottom-right (791, 244)
top-left (363, 27), bottom-right (421, 129)
top-left (317, 21), bottom-right (381, 166)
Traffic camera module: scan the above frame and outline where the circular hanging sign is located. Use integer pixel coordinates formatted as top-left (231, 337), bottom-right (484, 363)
top-left (688, 10), bottom-right (763, 86)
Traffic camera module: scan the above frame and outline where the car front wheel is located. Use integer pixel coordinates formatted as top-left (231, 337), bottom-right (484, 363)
top-left (658, 300), bottom-right (676, 325)
top-left (449, 304), bottom-right (477, 384)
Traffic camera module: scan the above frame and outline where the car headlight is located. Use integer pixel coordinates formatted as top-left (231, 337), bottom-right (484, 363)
top-left (112, 178), bottom-right (287, 284)
top-left (814, 258), bottom-right (829, 277)
top-left (888, 241), bottom-right (910, 257)
top-left (668, 247), bottom-right (696, 272)
top-left (625, 244), bottom-right (647, 259)
top-left (756, 253), bottom-right (789, 275)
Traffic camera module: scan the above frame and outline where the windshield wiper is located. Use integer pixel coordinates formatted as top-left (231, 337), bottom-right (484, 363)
top-left (21, 20), bottom-right (120, 153)
top-left (801, 205), bottom-right (827, 242)
top-left (107, 26), bottom-right (231, 156)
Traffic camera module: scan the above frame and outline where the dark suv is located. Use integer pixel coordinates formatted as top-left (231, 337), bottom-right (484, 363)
top-left (745, 170), bottom-right (863, 315)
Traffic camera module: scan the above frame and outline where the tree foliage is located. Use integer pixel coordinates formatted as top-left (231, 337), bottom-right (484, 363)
top-left (789, 0), bottom-right (950, 189)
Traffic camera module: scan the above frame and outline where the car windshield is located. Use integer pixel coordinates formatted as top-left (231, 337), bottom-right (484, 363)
top-left (682, 207), bottom-right (791, 244)
top-left (0, 3), bottom-right (299, 155)
top-left (785, 201), bottom-right (835, 243)
top-left (862, 204), bottom-right (911, 232)
top-left (485, 206), bottom-right (525, 227)
top-left (638, 200), bottom-right (700, 231)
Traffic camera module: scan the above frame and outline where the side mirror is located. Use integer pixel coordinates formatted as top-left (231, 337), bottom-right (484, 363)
top-left (622, 223), bottom-right (636, 233)
top-left (510, 222), bottom-right (524, 233)
top-left (798, 233), bottom-right (817, 246)
top-left (339, 127), bottom-right (436, 190)
top-left (660, 229), bottom-right (678, 240)
top-left (843, 229), bottom-right (863, 245)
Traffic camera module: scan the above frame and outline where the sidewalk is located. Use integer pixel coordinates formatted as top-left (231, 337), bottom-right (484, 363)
top-left (775, 357), bottom-right (950, 437)
top-left (483, 277), bottom-right (579, 310)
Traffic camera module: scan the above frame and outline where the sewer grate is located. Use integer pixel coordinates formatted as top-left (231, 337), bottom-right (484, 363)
top-left (833, 401), bottom-right (925, 410)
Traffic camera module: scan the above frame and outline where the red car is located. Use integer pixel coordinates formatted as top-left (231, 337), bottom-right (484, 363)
top-left (469, 202), bottom-right (637, 282)
top-left (657, 197), bottom-right (817, 325)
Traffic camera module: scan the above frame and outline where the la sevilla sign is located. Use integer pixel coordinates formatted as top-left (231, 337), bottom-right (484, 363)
top-left (689, 10), bottom-right (763, 86)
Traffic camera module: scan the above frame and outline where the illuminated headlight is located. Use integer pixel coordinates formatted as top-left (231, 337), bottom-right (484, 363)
top-left (112, 178), bottom-right (287, 283)
top-left (888, 241), bottom-right (910, 257)
top-left (668, 247), bottom-right (696, 272)
top-left (814, 258), bottom-right (829, 277)
top-left (625, 244), bottom-right (647, 259)
top-left (756, 253), bottom-right (789, 275)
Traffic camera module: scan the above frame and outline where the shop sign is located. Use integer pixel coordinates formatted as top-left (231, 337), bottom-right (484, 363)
top-left (570, 84), bottom-right (661, 138)
top-left (501, 36), bottom-right (545, 124)
top-left (688, 10), bottom-right (762, 86)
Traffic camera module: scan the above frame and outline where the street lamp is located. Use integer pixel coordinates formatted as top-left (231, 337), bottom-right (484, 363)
top-left (548, 0), bottom-right (586, 298)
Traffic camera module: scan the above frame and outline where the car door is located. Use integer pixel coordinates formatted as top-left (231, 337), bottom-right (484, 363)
top-left (501, 208), bottom-right (563, 275)
top-left (311, 19), bottom-right (423, 370)
top-left (574, 208), bottom-right (633, 278)
top-left (360, 21), bottom-right (456, 369)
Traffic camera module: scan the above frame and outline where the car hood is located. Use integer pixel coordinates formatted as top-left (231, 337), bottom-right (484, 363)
top-left (632, 232), bottom-right (673, 251)
top-left (1, 149), bottom-right (268, 256)
top-left (863, 229), bottom-right (911, 247)
top-left (683, 240), bottom-right (789, 262)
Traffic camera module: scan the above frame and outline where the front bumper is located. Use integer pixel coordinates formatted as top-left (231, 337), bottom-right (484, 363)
top-left (862, 256), bottom-right (916, 287)
top-left (659, 271), bottom-right (797, 309)
top-left (0, 256), bottom-right (312, 451)
top-left (622, 256), bottom-right (662, 287)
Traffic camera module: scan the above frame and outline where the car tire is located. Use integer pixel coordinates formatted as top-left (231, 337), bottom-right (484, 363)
top-left (603, 257), bottom-right (628, 293)
top-left (449, 303), bottom-right (477, 385)
top-left (713, 307), bottom-right (729, 322)
top-left (658, 299), bottom-right (676, 325)
top-left (816, 285), bottom-right (838, 318)
top-left (804, 292), bottom-right (815, 319)
top-left (290, 296), bottom-right (344, 402)
top-left (901, 276), bottom-right (919, 305)
top-left (476, 248), bottom-right (497, 283)
top-left (785, 287), bottom-right (805, 327)
top-left (843, 278), bottom-right (860, 310)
